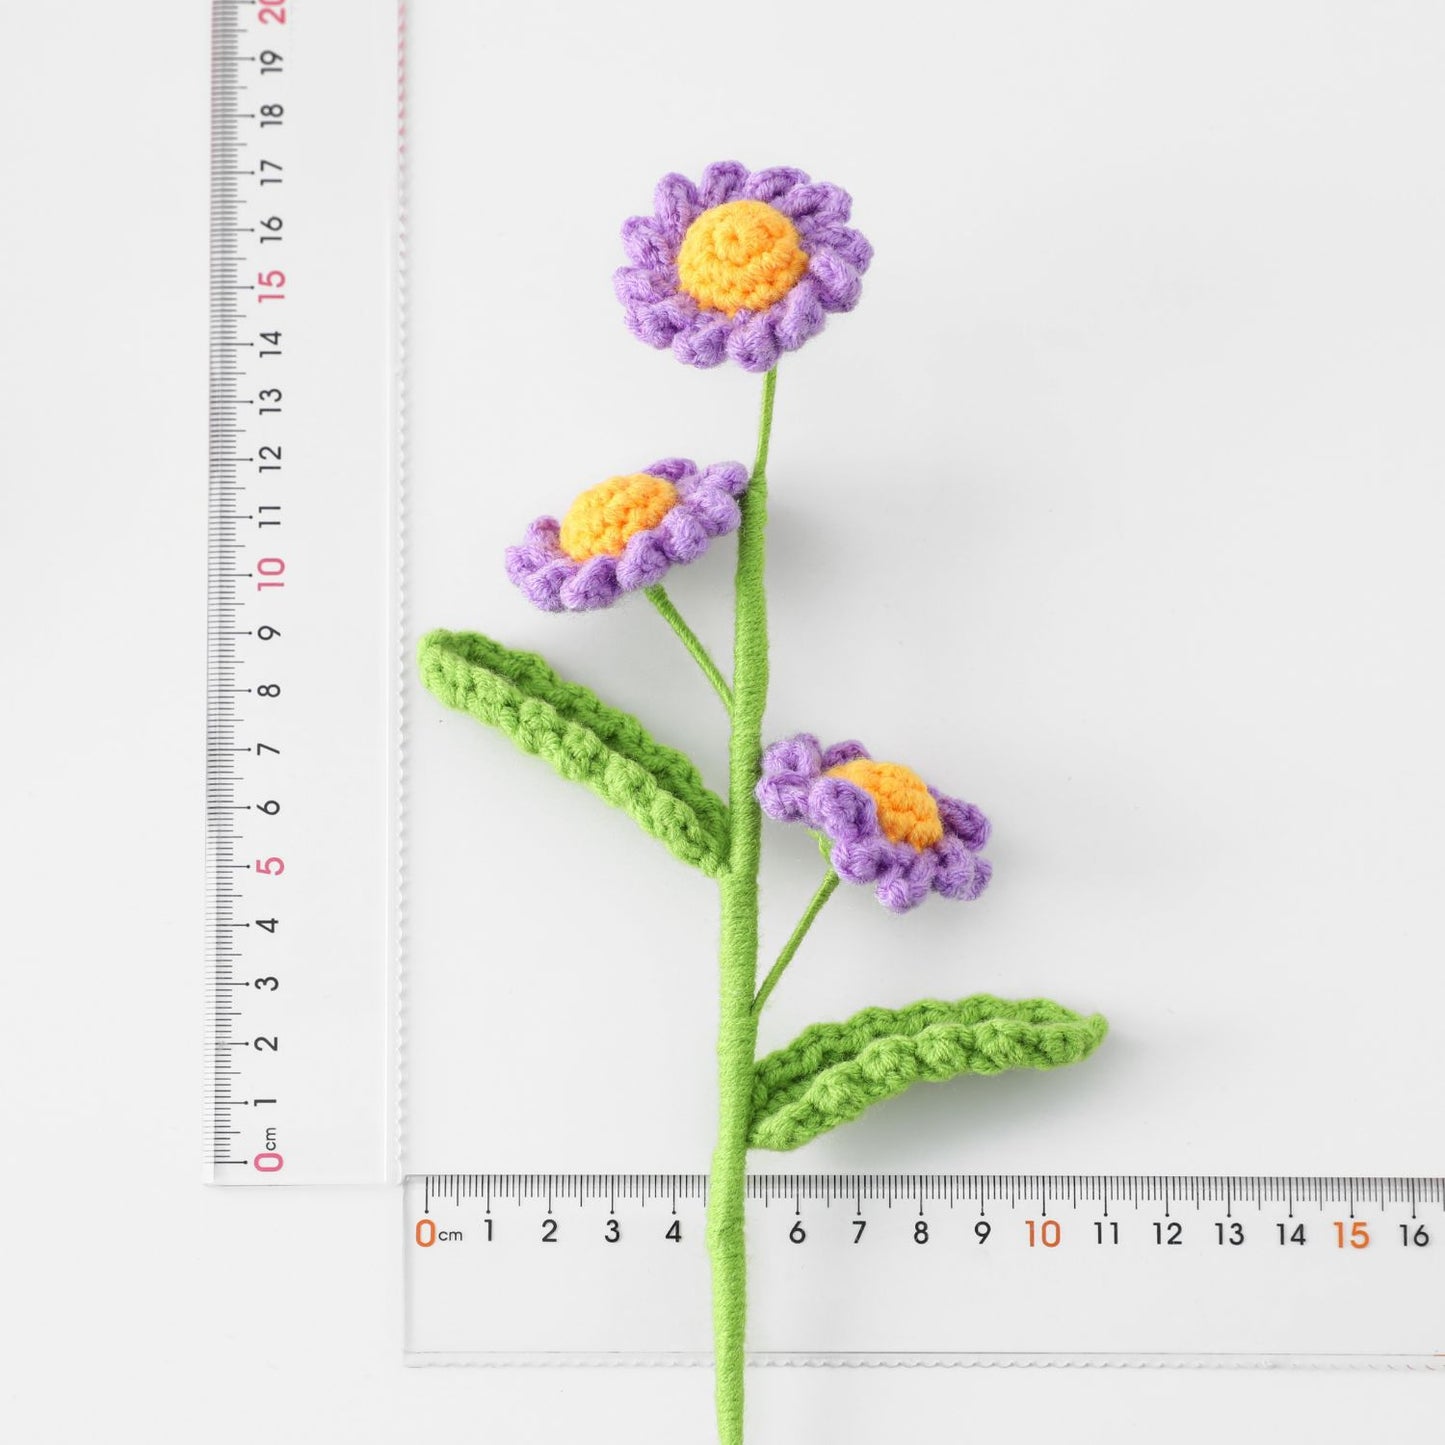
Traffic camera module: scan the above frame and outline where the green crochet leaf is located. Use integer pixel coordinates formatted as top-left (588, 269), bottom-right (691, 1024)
top-left (419, 628), bottom-right (730, 877)
top-left (749, 995), bottom-right (1108, 1152)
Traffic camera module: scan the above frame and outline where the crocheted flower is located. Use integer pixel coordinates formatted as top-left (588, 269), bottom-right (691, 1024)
top-left (505, 458), bottom-right (749, 612)
top-left (615, 161), bottom-right (873, 373)
top-left (757, 735), bottom-right (992, 913)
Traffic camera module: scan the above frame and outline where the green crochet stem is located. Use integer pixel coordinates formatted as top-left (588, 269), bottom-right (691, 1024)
top-left (708, 364), bottom-right (775, 1445)
top-left (751, 869), bottom-right (839, 1016)
top-left (645, 583), bottom-right (733, 713)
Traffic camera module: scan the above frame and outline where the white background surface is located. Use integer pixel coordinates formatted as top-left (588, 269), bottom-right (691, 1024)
top-left (404, 1), bottom-right (1445, 1173)
top-left (4, 2), bottom-right (1442, 1442)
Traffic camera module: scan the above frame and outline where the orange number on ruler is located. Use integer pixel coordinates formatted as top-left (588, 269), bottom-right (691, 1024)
top-left (1026, 1219), bottom-right (1061, 1248)
top-left (1333, 1220), bottom-right (1370, 1249)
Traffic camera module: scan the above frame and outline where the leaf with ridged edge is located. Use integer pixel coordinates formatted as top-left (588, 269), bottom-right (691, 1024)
top-left (749, 995), bottom-right (1107, 1152)
top-left (419, 628), bottom-right (730, 876)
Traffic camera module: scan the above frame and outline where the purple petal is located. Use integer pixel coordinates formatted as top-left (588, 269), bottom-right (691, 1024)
top-left (615, 531), bottom-right (673, 591)
top-left (613, 265), bottom-right (674, 305)
top-left (643, 457), bottom-right (695, 484)
top-left (808, 250), bottom-right (863, 313)
top-left (657, 505), bottom-right (710, 563)
top-left (756, 774), bottom-right (812, 822)
top-left (725, 312), bottom-right (781, 373)
top-left (875, 860), bottom-right (928, 913)
top-left (698, 160), bottom-right (749, 208)
top-left (936, 794), bottom-right (991, 851)
top-left (522, 516), bottom-right (561, 549)
top-left (653, 172), bottom-right (700, 230)
top-left (932, 838), bottom-right (974, 898)
top-left (832, 835), bottom-right (887, 884)
top-left (773, 182), bottom-right (852, 223)
top-left (969, 856), bottom-right (994, 899)
top-left (762, 733), bottom-right (822, 777)
top-left (743, 166), bottom-right (810, 202)
top-left (558, 555), bottom-right (622, 611)
top-left (820, 739), bottom-right (870, 769)
top-left (630, 296), bottom-right (694, 348)
top-left (933, 839), bottom-right (991, 901)
top-left (810, 777), bottom-right (879, 845)
top-left (903, 847), bottom-right (939, 894)
top-left (685, 486), bottom-right (741, 535)
top-left (671, 314), bottom-right (732, 369)
top-left (506, 552), bottom-right (572, 612)
top-left (697, 460), bottom-right (750, 498)
top-left (802, 221), bottom-right (874, 274)
top-left (772, 277), bottom-right (827, 351)
top-left (620, 215), bottom-right (675, 268)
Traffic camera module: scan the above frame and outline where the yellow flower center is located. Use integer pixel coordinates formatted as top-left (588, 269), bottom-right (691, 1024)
top-left (558, 473), bottom-right (680, 561)
top-left (825, 760), bottom-right (943, 851)
top-left (675, 200), bottom-right (809, 317)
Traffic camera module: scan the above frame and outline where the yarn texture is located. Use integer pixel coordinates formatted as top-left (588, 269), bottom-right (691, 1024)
top-left (750, 995), bottom-right (1109, 1152)
top-left (506, 458), bottom-right (749, 613)
top-left (615, 161), bottom-right (872, 371)
top-left (559, 473), bottom-right (680, 560)
top-left (422, 163), bottom-right (1110, 1445)
top-left (706, 365), bottom-right (775, 1445)
top-left (824, 759), bottom-right (943, 850)
top-left (757, 733), bottom-right (992, 912)
top-left (418, 629), bottom-right (730, 876)
top-left (676, 200), bottom-right (809, 317)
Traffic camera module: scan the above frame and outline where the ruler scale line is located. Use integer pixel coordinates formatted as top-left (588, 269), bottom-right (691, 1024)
top-left (403, 1173), bottom-right (1445, 1365)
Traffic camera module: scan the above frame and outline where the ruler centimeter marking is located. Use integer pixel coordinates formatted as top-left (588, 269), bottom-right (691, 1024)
top-left (410, 1173), bottom-right (1444, 1211)
top-left (404, 1174), bottom-right (1445, 1363)
top-left (206, 0), bottom-right (252, 1178)
top-left (205, 0), bottom-right (398, 1185)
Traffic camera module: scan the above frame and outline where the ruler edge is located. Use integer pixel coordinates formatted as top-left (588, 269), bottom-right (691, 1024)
top-left (386, 0), bottom-right (409, 1188)
top-left (398, 1352), bottom-right (1445, 1372)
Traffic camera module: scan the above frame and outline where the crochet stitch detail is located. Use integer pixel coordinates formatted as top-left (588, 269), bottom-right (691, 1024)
top-left (749, 995), bottom-right (1108, 1151)
top-left (676, 200), bottom-right (809, 317)
top-left (505, 458), bottom-right (750, 614)
top-left (823, 759), bottom-right (943, 850)
top-left (418, 629), bottom-right (731, 876)
top-left (559, 473), bottom-right (681, 561)
top-left (756, 733), bottom-right (992, 912)
top-left (614, 162), bottom-right (873, 372)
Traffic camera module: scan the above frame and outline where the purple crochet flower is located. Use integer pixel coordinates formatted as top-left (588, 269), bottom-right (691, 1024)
top-left (756, 734), bottom-right (992, 914)
top-left (505, 458), bottom-right (749, 613)
top-left (614, 161), bottom-right (873, 373)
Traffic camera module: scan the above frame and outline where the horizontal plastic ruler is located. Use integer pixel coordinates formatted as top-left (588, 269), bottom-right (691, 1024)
top-left (405, 1173), bottom-right (1444, 1366)
top-left (205, 0), bottom-right (401, 1184)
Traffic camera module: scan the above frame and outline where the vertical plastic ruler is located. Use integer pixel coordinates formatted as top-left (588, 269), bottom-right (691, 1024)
top-left (205, 0), bottom-right (401, 1184)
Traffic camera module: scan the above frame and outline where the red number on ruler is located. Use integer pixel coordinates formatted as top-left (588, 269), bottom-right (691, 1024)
top-left (257, 269), bottom-right (286, 303)
top-left (1025, 1219), bottom-right (1062, 1247)
top-left (256, 556), bottom-right (285, 592)
top-left (255, 857), bottom-right (286, 876)
top-left (258, 4), bottom-right (287, 23)
top-left (253, 1152), bottom-right (285, 1172)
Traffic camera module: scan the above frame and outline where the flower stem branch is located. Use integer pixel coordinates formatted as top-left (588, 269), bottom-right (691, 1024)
top-left (708, 364), bottom-right (776, 1445)
top-left (752, 869), bottom-right (839, 1016)
top-left (645, 584), bottom-right (733, 713)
